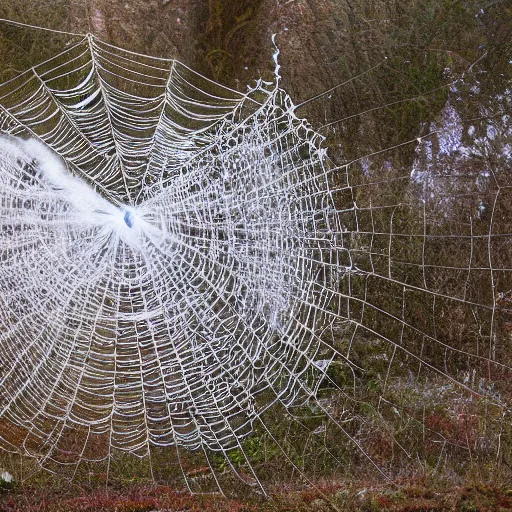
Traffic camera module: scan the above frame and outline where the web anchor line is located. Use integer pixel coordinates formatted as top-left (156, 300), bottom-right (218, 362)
top-left (0, 17), bottom-right (86, 37)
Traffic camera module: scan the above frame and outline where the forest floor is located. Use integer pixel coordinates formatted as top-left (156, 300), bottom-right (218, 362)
top-left (2, 478), bottom-right (512, 512)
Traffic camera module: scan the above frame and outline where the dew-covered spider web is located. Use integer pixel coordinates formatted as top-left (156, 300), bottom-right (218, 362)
top-left (0, 31), bottom-right (511, 495)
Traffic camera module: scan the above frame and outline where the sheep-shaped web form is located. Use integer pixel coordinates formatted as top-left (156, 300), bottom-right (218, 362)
top-left (0, 35), bottom-right (346, 478)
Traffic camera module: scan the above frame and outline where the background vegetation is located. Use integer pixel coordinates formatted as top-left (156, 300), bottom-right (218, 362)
top-left (0, 0), bottom-right (511, 510)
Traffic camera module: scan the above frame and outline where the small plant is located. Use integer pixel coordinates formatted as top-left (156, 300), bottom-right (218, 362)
top-left (0, 470), bottom-right (14, 490)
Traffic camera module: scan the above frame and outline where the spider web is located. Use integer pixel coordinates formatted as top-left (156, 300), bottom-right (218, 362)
top-left (0, 33), bottom-right (511, 494)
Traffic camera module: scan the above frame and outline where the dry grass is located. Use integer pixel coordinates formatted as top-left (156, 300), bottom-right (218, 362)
top-left (2, 477), bottom-right (512, 511)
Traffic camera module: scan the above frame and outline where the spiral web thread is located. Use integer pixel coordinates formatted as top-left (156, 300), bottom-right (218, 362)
top-left (0, 33), bottom-right (511, 492)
